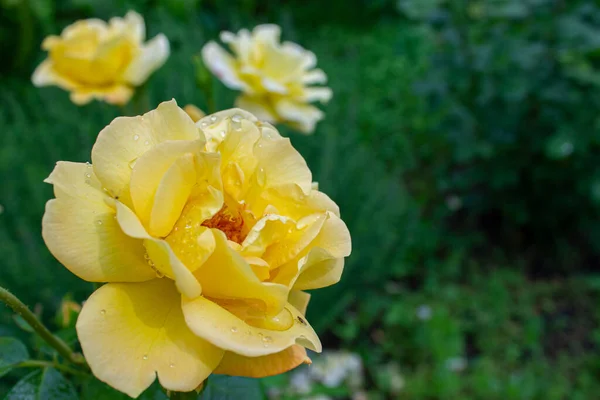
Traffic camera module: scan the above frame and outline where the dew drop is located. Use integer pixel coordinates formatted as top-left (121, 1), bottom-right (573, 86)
top-left (273, 317), bottom-right (280, 322)
top-left (170, 363), bottom-right (175, 368)
top-left (232, 114), bottom-right (242, 123)
top-left (85, 161), bottom-right (91, 167)
top-left (263, 343), bottom-right (270, 348)
top-left (100, 309), bottom-right (106, 315)
top-left (85, 179), bottom-right (91, 185)
top-left (231, 327), bottom-right (238, 333)
top-left (200, 121), bottom-right (208, 128)
top-left (220, 130), bottom-right (226, 138)
top-left (262, 336), bottom-right (272, 343)
top-left (256, 167), bottom-right (266, 186)
top-left (96, 220), bottom-right (103, 225)
top-left (85, 173), bottom-right (91, 178)
top-left (133, 134), bottom-right (140, 141)
top-left (144, 140), bottom-right (150, 146)
top-left (142, 355), bottom-right (148, 360)
top-left (210, 115), bottom-right (217, 122)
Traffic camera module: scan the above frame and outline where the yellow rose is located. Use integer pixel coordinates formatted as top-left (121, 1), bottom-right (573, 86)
top-left (32, 11), bottom-right (169, 106)
top-left (202, 24), bottom-right (332, 134)
top-left (42, 100), bottom-right (351, 397)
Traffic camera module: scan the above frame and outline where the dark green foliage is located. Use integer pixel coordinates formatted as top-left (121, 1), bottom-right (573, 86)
top-left (386, 0), bottom-right (600, 272)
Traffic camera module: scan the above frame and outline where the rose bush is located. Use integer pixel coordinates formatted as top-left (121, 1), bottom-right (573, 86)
top-left (202, 24), bottom-right (332, 134)
top-left (32, 11), bottom-right (169, 105)
top-left (42, 100), bottom-right (351, 397)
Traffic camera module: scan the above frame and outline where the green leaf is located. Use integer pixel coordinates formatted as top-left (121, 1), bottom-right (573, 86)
top-left (200, 375), bottom-right (264, 400)
top-left (39, 368), bottom-right (78, 400)
top-left (5, 370), bottom-right (40, 399)
top-left (4, 368), bottom-right (77, 400)
top-left (0, 337), bottom-right (29, 377)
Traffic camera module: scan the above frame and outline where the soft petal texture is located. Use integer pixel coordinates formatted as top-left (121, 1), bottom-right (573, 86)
top-left (115, 201), bottom-right (202, 299)
top-left (213, 345), bottom-right (310, 378)
top-left (182, 296), bottom-right (321, 357)
top-left (123, 34), bottom-right (170, 85)
top-left (77, 280), bottom-right (223, 398)
top-left (42, 162), bottom-right (154, 282)
top-left (202, 24), bottom-right (331, 133)
top-left (92, 100), bottom-right (201, 202)
top-left (194, 230), bottom-right (288, 313)
top-left (31, 11), bottom-right (169, 105)
top-left (128, 139), bottom-right (203, 234)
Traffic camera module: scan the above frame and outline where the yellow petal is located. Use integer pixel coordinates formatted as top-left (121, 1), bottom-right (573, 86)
top-left (149, 153), bottom-right (197, 237)
top-left (31, 60), bottom-right (77, 90)
top-left (201, 41), bottom-right (247, 90)
top-left (286, 212), bottom-right (351, 290)
top-left (288, 290), bottom-right (311, 314)
top-left (128, 139), bottom-right (203, 236)
top-left (234, 95), bottom-right (278, 122)
top-left (42, 162), bottom-right (154, 282)
top-left (214, 345), bottom-right (310, 378)
top-left (254, 135), bottom-right (312, 195)
top-left (77, 280), bottom-right (224, 398)
top-left (182, 296), bottom-right (321, 357)
top-left (240, 214), bottom-right (294, 257)
top-left (115, 201), bottom-right (202, 298)
top-left (91, 100), bottom-right (201, 201)
top-left (194, 230), bottom-right (288, 313)
top-left (70, 84), bottom-right (134, 106)
top-left (273, 99), bottom-right (323, 134)
top-left (123, 33), bottom-right (170, 86)
top-left (184, 105), bottom-right (206, 122)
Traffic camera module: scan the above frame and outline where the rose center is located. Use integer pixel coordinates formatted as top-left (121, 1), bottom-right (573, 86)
top-left (201, 205), bottom-right (247, 244)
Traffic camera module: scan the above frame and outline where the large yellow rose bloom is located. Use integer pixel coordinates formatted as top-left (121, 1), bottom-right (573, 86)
top-left (42, 100), bottom-right (351, 397)
top-left (202, 24), bottom-right (332, 134)
top-left (32, 11), bottom-right (169, 105)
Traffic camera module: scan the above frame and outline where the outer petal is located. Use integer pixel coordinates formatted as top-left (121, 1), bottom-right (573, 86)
top-left (201, 42), bottom-right (247, 91)
top-left (32, 60), bottom-right (76, 90)
top-left (254, 135), bottom-right (312, 195)
top-left (91, 100), bottom-right (201, 201)
top-left (115, 201), bottom-right (202, 299)
top-left (194, 230), bottom-right (288, 314)
top-left (70, 84), bottom-right (134, 106)
top-left (42, 162), bottom-right (154, 282)
top-left (123, 34), bottom-right (170, 86)
top-left (234, 95), bottom-right (278, 123)
top-left (273, 99), bottom-right (324, 134)
top-left (182, 297), bottom-right (321, 357)
top-left (213, 345), bottom-right (310, 378)
top-left (77, 280), bottom-right (224, 398)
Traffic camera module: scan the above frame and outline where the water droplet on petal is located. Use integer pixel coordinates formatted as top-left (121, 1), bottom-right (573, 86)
top-left (232, 114), bottom-right (242, 123)
top-left (256, 167), bottom-right (266, 186)
top-left (96, 220), bottom-right (103, 225)
top-left (263, 343), bottom-right (269, 348)
top-left (262, 336), bottom-right (272, 343)
top-left (273, 317), bottom-right (280, 322)
top-left (143, 355), bottom-right (148, 360)
top-left (210, 115), bottom-right (217, 122)
top-left (100, 309), bottom-right (106, 315)
top-left (133, 134), bottom-right (140, 141)
top-left (85, 173), bottom-right (91, 178)
top-left (220, 130), bottom-right (226, 138)
top-left (144, 140), bottom-right (150, 146)
top-left (170, 363), bottom-right (175, 368)
top-left (200, 121), bottom-right (208, 128)
top-left (231, 327), bottom-right (238, 333)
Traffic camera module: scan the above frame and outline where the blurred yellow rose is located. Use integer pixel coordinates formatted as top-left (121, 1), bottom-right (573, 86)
top-left (202, 24), bottom-right (332, 134)
top-left (32, 11), bottom-right (169, 105)
top-left (42, 100), bottom-right (351, 397)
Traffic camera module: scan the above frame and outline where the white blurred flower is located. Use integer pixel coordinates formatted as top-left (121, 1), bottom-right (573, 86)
top-left (416, 304), bottom-right (432, 321)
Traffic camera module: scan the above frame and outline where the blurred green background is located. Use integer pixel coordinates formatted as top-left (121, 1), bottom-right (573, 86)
top-left (2, 0), bottom-right (600, 398)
